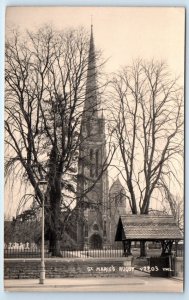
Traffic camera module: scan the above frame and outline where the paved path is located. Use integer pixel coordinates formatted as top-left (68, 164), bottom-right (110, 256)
top-left (4, 276), bottom-right (183, 292)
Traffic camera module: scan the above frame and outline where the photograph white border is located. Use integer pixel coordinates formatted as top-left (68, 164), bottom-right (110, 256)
top-left (0, 0), bottom-right (188, 299)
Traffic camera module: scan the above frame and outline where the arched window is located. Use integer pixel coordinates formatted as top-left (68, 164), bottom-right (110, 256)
top-left (95, 149), bottom-right (99, 176)
top-left (90, 149), bottom-right (94, 177)
top-left (90, 149), bottom-right (93, 160)
top-left (103, 220), bottom-right (107, 236)
top-left (84, 223), bottom-right (88, 237)
top-left (87, 118), bottom-right (91, 136)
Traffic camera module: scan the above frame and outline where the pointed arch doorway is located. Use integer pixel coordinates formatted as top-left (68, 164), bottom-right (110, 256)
top-left (89, 234), bottom-right (102, 249)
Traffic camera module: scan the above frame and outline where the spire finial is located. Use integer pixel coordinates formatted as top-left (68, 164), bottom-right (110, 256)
top-left (91, 14), bottom-right (93, 33)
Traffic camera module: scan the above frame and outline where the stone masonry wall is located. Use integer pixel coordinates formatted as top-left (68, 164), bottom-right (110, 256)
top-left (4, 257), bottom-right (134, 279)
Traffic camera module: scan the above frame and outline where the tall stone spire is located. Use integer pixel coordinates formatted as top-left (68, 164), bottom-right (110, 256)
top-left (76, 25), bottom-right (109, 250)
top-left (84, 25), bottom-right (99, 117)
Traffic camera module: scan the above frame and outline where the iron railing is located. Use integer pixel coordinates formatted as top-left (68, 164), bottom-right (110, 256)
top-left (4, 246), bottom-right (183, 259)
top-left (4, 247), bottom-right (123, 259)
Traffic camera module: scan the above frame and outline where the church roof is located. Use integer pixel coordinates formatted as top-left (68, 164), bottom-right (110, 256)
top-left (109, 178), bottom-right (125, 195)
top-left (115, 215), bottom-right (183, 241)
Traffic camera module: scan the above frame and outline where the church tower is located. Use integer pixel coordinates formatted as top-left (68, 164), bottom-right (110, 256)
top-left (76, 25), bottom-right (109, 249)
top-left (109, 178), bottom-right (129, 247)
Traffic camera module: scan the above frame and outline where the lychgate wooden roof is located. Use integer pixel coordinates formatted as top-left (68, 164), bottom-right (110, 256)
top-left (115, 215), bottom-right (183, 241)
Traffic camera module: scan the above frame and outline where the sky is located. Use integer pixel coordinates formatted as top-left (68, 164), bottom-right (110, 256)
top-left (6, 7), bottom-right (185, 76)
top-left (5, 7), bottom-right (185, 218)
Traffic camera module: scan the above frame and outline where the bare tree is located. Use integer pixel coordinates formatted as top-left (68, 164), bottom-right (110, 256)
top-left (5, 26), bottom-right (114, 256)
top-left (158, 181), bottom-right (184, 233)
top-left (108, 59), bottom-right (183, 255)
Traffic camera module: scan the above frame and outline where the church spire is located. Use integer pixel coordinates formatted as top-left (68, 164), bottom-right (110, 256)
top-left (84, 24), bottom-right (99, 117)
top-left (77, 24), bottom-right (109, 250)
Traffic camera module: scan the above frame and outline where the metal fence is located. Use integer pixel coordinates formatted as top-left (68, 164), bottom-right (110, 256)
top-left (4, 246), bottom-right (183, 259)
top-left (4, 248), bottom-right (46, 258)
top-left (4, 247), bottom-right (123, 259)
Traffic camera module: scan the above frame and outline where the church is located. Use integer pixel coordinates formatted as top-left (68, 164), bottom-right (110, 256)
top-left (76, 26), bottom-right (130, 250)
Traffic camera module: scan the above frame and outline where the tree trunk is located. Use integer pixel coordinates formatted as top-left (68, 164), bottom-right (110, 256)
top-left (49, 230), bottom-right (61, 256)
top-left (48, 173), bottom-right (62, 257)
top-left (48, 219), bottom-right (62, 257)
top-left (139, 200), bottom-right (149, 257)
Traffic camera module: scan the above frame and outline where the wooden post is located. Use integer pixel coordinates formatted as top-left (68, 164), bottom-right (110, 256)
top-left (140, 240), bottom-right (146, 257)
